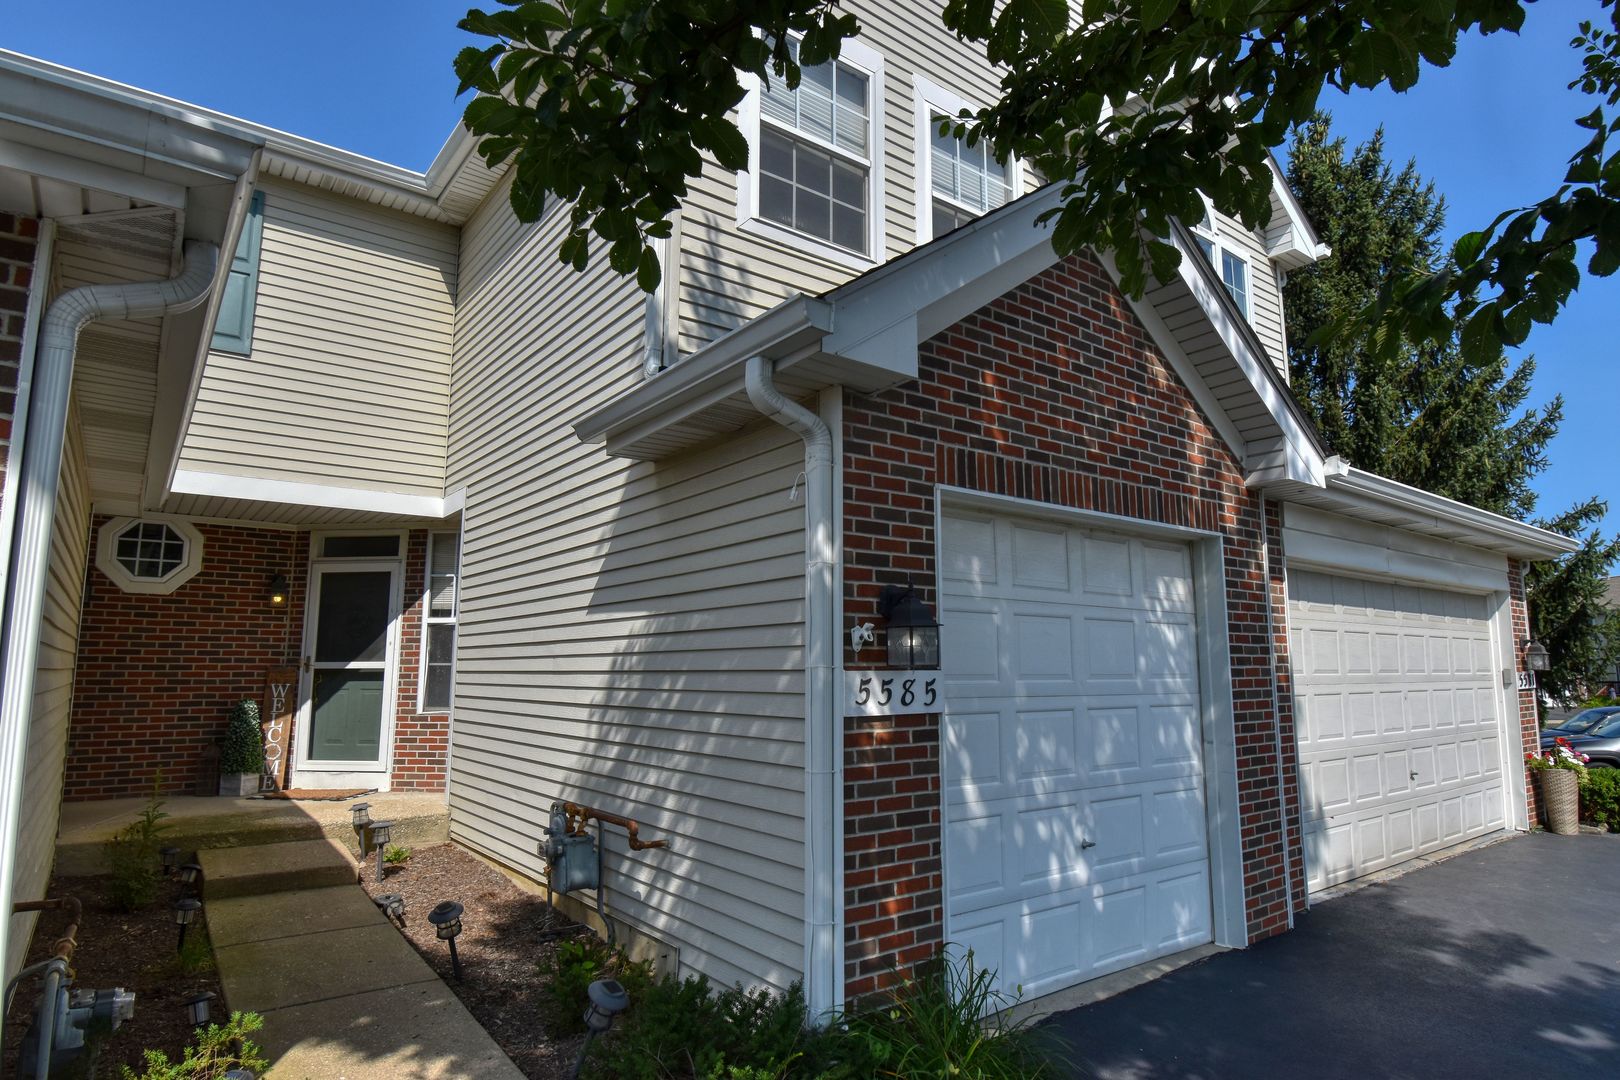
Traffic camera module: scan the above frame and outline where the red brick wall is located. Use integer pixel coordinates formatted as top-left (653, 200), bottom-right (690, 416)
top-left (840, 253), bottom-right (1288, 998)
top-left (1264, 501), bottom-right (1308, 918)
top-left (0, 213), bottom-right (40, 493)
top-left (67, 521), bottom-right (449, 799)
top-left (392, 529), bottom-right (449, 790)
top-left (1509, 559), bottom-right (1538, 825)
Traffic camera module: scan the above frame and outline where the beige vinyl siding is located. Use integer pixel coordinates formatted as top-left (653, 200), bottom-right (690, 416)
top-left (177, 178), bottom-right (458, 496)
top-left (447, 181), bottom-right (809, 992)
top-left (676, 0), bottom-right (1005, 354)
top-left (1212, 211), bottom-right (1288, 374)
top-left (6, 406), bottom-right (91, 982)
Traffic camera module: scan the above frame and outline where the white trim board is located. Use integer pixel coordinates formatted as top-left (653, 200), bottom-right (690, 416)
top-left (170, 469), bottom-right (457, 519)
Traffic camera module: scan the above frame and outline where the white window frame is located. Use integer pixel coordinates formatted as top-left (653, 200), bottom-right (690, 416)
top-left (913, 76), bottom-right (1022, 245)
top-left (417, 529), bottom-right (460, 715)
top-left (1190, 196), bottom-right (1251, 320)
top-left (95, 516), bottom-right (204, 595)
top-left (736, 36), bottom-right (886, 271)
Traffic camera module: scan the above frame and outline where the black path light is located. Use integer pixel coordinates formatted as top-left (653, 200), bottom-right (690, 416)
top-left (877, 582), bottom-right (941, 669)
top-left (160, 846), bottom-right (181, 877)
top-left (569, 978), bottom-right (630, 1080)
top-left (173, 897), bottom-right (201, 953)
top-left (350, 802), bottom-right (373, 856)
top-left (369, 820), bottom-right (394, 883)
top-left (178, 863), bottom-right (202, 890)
top-left (374, 892), bottom-right (406, 926)
top-left (427, 900), bottom-right (464, 980)
top-left (182, 990), bottom-right (215, 1027)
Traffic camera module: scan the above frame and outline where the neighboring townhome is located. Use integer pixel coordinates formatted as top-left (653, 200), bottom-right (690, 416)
top-left (0, 4), bottom-right (1578, 1021)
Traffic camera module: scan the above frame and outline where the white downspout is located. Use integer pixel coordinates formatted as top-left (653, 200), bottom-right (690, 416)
top-left (745, 355), bottom-right (837, 1020)
top-left (0, 240), bottom-right (219, 981)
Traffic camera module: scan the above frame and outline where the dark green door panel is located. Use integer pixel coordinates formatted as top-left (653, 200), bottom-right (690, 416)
top-left (310, 670), bottom-right (385, 761)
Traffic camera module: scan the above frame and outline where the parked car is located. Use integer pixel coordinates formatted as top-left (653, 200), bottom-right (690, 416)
top-left (1551, 714), bottom-right (1620, 768)
top-left (1540, 706), bottom-right (1620, 749)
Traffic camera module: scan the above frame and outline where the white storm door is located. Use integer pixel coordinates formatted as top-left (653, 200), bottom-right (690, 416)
top-left (301, 561), bottom-right (400, 772)
top-left (1291, 570), bottom-right (1506, 891)
top-left (940, 510), bottom-right (1212, 1001)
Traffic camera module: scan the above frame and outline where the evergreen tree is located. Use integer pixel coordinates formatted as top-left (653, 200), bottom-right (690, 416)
top-left (1284, 114), bottom-right (1620, 703)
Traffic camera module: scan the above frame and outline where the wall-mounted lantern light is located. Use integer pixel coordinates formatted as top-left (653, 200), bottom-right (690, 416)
top-left (1523, 638), bottom-right (1551, 673)
top-left (182, 990), bottom-right (215, 1027)
top-left (877, 583), bottom-right (941, 669)
top-left (370, 820), bottom-right (394, 883)
top-left (172, 898), bottom-right (201, 953)
top-left (268, 573), bottom-right (289, 608)
top-left (428, 900), bottom-right (465, 979)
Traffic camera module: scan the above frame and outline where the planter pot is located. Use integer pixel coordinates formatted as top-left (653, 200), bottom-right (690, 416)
top-left (219, 772), bottom-right (260, 798)
top-left (1537, 768), bottom-right (1581, 835)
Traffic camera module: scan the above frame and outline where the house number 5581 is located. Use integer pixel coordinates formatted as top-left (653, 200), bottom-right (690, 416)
top-left (847, 671), bottom-right (941, 716)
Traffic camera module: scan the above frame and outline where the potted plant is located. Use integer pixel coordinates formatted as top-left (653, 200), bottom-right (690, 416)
top-left (1526, 737), bottom-right (1590, 836)
top-left (218, 698), bottom-right (265, 797)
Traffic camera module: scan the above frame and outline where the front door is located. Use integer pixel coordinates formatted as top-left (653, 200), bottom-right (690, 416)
top-left (304, 562), bottom-right (399, 772)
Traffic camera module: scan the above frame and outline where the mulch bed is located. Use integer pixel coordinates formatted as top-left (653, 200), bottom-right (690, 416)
top-left (359, 842), bottom-right (589, 1079)
top-left (0, 874), bottom-right (225, 1078)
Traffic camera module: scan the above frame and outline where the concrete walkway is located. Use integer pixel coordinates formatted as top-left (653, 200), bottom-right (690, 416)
top-left (1042, 831), bottom-right (1620, 1079)
top-left (200, 841), bottom-right (523, 1079)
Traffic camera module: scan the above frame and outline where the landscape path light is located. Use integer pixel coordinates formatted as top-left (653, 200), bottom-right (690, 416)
top-left (160, 846), bottom-right (180, 877)
top-left (182, 990), bottom-right (215, 1027)
top-left (427, 900), bottom-right (464, 980)
top-left (375, 892), bottom-right (406, 925)
top-left (369, 820), bottom-right (394, 882)
top-left (172, 897), bottom-right (201, 953)
top-left (350, 802), bottom-right (373, 856)
top-left (178, 863), bottom-right (202, 890)
top-left (569, 978), bottom-right (630, 1079)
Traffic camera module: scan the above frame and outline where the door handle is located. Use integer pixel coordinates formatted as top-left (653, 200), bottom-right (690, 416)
top-left (1080, 837), bottom-right (1097, 850)
top-left (1410, 771), bottom-right (1419, 780)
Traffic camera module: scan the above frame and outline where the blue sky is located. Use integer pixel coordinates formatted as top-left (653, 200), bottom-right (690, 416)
top-left (11, 1), bottom-right (1615, 536)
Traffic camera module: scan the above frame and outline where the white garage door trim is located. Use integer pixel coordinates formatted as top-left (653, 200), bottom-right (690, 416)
top-left (1288, 566), bottom-right (1518, 894)
top-left (934, 489), bottom-right (1246, 1000)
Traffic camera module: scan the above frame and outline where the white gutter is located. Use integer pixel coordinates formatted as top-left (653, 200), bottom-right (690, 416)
top-left (744, 356), bottom-right (838, 1020)
top-left (0, 240), bottom-right (218, 980)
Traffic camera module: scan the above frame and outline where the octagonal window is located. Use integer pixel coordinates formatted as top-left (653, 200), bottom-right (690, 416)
top-left (96, 517), bottom-right (205, 595)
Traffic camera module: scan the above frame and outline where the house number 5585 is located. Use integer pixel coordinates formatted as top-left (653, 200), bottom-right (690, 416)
top-left (848, 672), bottom-right (941, 715)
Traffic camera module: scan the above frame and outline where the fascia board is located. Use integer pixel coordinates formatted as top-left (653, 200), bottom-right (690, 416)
top-left (1265, 153), bottom-right (1331, 267)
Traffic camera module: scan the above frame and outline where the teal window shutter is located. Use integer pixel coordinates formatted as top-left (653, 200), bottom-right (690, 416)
top-left (211, 191), bottom-right (265, 354)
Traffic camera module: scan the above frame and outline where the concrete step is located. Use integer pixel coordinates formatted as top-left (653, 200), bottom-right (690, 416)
top-left (200, 837), bottom-right (358, 899)
top-left (55, 792), bottom-right (449, 875)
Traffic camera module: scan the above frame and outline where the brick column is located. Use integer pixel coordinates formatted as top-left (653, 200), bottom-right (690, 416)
top-left (1508, 559), bottom-right (1539, 826)
top-left (0, 213), bottom-right (41, 500)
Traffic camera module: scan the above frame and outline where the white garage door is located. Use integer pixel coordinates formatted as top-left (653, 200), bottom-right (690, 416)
top-left (1290, 569), bottom-right (1507, 892)
top-left (940, 511), bottom-right (1212, 1000)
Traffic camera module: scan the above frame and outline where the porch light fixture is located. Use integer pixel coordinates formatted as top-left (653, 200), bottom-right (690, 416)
top-left (1523, 638), bottom-right (1551, 673)
top-left (182, 990), bottom-right (215, 1027)
top-left (172, 898), bottom-right (201, 953)
top-left (877, 583), bottom-right (941, 670)
top-left (369, 820), bottom-right (394, 882)
top-left (268, 573), bottom-right (289, 608)
top-left (375, 892), bottom-right (406, 925)
top-left (427, 900), bottom-right (464, 980)
top-left (160, 846), bottom-right (181, 876)
top-left (570, 978), bottom-right (630, 1078)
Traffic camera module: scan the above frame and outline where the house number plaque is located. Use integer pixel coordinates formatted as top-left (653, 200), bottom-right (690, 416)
top-left (845, 671), bottom-right (944, 716)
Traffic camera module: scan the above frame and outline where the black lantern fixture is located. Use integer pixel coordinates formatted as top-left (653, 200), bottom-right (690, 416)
top-left (1523, 638), bottom-right (1551, 673)
top-left (375, 892), bottom-right (406, 925)
top-left (173, 897), bottom-right (201, 953)
top-left (178, 863), bottom-right (202, 890)
top-left (182, 990), bottom-right (215, 1027)
top-left (268, 573), bottom-right (289, 608)
top-left (370, 820), bottom-right (394, 883)
top-left (350, 802), bottom-right (372, 856)
top-left (160, 846), bottom-right (181, 877)
top-left (570, 978), bottom-right (630, 1078)
top-left (427, 900), bottom-right (465, 979)
top-left (877, 583), bottom-right (941, 670)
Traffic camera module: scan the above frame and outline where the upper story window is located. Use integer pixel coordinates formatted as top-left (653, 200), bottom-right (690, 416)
top-left (96, 517), bottom-right (205, 595)
top-left (212, 190), bottom-right (265, 355)
top-left (1190, 203), bottom-right (1250, 320)
top-left (914, 77), bottom-right (1018, 243)
top-left (739, 38), bottom-right (884, 267)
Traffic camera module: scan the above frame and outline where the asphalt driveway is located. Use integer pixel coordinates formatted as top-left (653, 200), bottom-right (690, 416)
top-left (1042, 832), bottom-right (1620, 1079)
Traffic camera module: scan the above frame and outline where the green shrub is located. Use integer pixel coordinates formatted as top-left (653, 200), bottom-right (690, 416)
top-left (1581, 767), bottom-right (1620, 831)
top-left (104, 779), bottom-right (170, 912)
top-left (122, 1011), bottom-right (267, 1079)
top-left (1579, 695), bottom-right (1620, 709)
top-left (383, 844), bottom-right (411, 865)
top-left (581, 950), bottom-right (1058, 1080)
top-left (218, 698), bottom-right (263, 775)
top-left (539, 935), bottom-right (654, 1036)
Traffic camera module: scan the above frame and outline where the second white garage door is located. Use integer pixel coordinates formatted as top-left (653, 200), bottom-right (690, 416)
top-left (1290, 569), bottom-right (1507, 892)
top-left (940, 510), bottom-right (1212, 1000)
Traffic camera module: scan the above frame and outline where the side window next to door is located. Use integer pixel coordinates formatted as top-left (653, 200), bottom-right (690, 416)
top-left (212, 190), bottom-right (265, 354)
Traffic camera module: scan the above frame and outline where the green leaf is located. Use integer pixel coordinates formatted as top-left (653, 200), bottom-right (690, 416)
top-left (636, 245), bottom-right (662, 293)
top-left (691, 115), bottom-right (750, 171)
top-left (1452, 230), bottom-right (1489, 266)
top-left (1139, 0), bottom-right (1178, 32)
